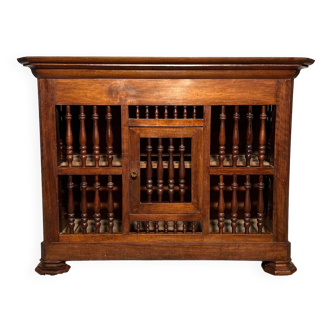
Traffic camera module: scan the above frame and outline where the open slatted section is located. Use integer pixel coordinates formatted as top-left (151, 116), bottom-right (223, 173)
top-left (130, 221), bottom-right (202, 234)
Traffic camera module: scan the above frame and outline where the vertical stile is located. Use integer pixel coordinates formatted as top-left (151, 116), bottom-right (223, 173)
top-left (174, 106), bottom-right (178, 119)
top-left (136, 105), bottom-right (140, 119)
top-left (219, 106), bottom-right (226, 166)
top-left (257, 175), bottom-right (265, 233)
top-left (67, 175), bottom-right (75, 234)
top-left (157, 138), bottom-right (164, 202)
top-left (173, 221), bottom-right (177, 233)
top-left (231, 175), bottom-right (238, 234)
top-left (155, 221), bottom-right (159, 233)
top-left (137, 221), bottom-right (140, 234)
top-left (259, 106), bottom-right (267, 167)
top-left (79, 106), bottom-right (87, 167)
top-left (106, 106), bottom-right (113, 166)
top-left (246, 106), bottom-right (253, 166)
top-left (92, 106), bottom-right (100, 167)
top-left (146, 138), bottom-right (153, 203)
top-left (183, 222), bottom-right (187, 233)
top-left (93, 175), bottom-right (101, 233)
top-left (168, 138), bottom-right (175, 202)
top-left (164, 106), bottom-right (168, 119)
top-left (164, 221), bottom-right (168, 234)
top-left (145, 106), bottom-right (149, 119)
top-left (193, 105), bottom-right (197, 119)
top-left (184, 105), bottom-right (187, 119)
top-left (232, 106), bottom-right (240, 166)
top-left (65, 106), bottom-right (73, 167)
top-left (107, 175), bottom-right (114, 233)
top-left (146, 221), bottom-right (150, 233)
top-left (218, 175), bottom-right (225, 234)
top-left (179, 138), bottom-right (186, 202)
top-left (192, 222), bottom-right (196, 233)
top-left (80, 176), bottom-right (88, 234)
top-left (155, 106), bottom-right (159, 119)
top-left (244, 175), bottom-right (251, 234)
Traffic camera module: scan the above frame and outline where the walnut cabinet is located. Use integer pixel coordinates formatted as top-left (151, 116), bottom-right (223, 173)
top-left (18, 56), bottom-right (314, 275)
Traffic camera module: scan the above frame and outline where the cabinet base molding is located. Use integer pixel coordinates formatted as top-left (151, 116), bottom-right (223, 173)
top-left (35, 260), bottom-right (71, 276)
top-left (261, 259), bottom-right (297, 276)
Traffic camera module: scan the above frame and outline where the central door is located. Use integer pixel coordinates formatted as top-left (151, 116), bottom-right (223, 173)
top-left (129, 126), bottom-right (203, 215)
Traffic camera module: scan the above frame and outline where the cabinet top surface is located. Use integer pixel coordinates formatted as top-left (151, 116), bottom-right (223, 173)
top-left (18, 56), bottom-right (314, 79)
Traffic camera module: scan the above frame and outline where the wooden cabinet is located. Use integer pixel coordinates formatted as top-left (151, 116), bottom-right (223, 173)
top-left (18, 56), bottom-right (314, 275)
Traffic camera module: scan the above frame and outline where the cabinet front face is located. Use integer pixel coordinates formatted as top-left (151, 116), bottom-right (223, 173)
top-left (128, 126), bottom-right (203, 216)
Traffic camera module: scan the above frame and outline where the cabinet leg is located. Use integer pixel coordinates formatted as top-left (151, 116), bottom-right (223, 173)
top-left (35, 259), bottom-right (71, 276)
top-left (262, 259), bottom-right (297, 276)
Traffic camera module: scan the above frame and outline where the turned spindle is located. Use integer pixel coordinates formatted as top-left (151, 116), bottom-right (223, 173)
top-left (146, 221), bottom-right (150, 233)
top-left (107, 175), bottom-right (114, 234)
top-left (155, 221), bottom-right (159, 233)
top-left (168, 138), bottom-right (175, 203)
top-left (93, 175), bottom-right (101, 233)
top-left (173, 221), bottom-right (177, 233)
top-left (232, 106), bottom-right (240, 167)
top-left (193, 106), bottom-right (197, 119)
top-left (183, 221), bottom-right (187, 233)
top-left (174, 106), bottom-right (178, 119)
top-left (257, 175), bottom-right (265, 234)
top-left (80, 176), bottom-right (88, 234)
top-left (79, 106), bottom-right (87, 167)
top-left (157, 138), bottom-right (164, 203)
top-left (192, 222), bottom-right (196, 233)
top-left (219, 106), bottom-right (226, 167)
top-left (146, 138), bottom-right (153, 203)
top-left (259, 106), bottom-right (267, 167)
top-left (244, 175), bottom-right (251, 234)
top-left (179, 138), bottom-right (186, 203)
top-left (137, 221), bottom-right (140, 234)
top-left (136, 105), bottom-right (140, 119)
top-left (218, 175), bottom-right (225, 234)
top-left (164, 221), bottom-right (168, 234)
top-left (92, 106), bottom-right (100, 167)
top-left (145, 106), bottom-right (149, 119)
top-left (67, 175), bottom-right (75, 234)
top-left (164, 106), bottom-right (168, 119)
top-left (246, 106), bottom-right (253, 167)
top-left (183, 105), bottom-right (187, 119)
top-left (155, 106), bottom-right (159, 119)
top-left (65, 106), bottom-right (73, 167)
top-left (106, 106), bottom-right (113, 166)
top-left (231, 175), bottom-right (238, 234)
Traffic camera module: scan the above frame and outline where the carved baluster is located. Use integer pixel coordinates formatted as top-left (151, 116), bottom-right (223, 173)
top-left (184, 105), bottom-right (187, 119)
top-left (179, 138), bottom-right (186, 203)
top-left (93, 175), bottom-right (101, 233)
top-left (59, 140), bottom-right (65, 162)
top-left (244, 175), bottom-right (251, 234)
top-left (67, 175), bottom-right (75, 234)
top-left (257, 175), bottom-right (265, 234)
top-left (146, 138), bottom-right (153, 203)
top-left (259, 106), bottom-right (267, 167)
top-left (173, 221), bottom-right (177, 233)
top-left (145, 106), bottom-right (149, 119)
top-left (164, 106), bottom-right (168, 119)
top-left (155, 106), bottom-right (159, 119)
top-left (65, 106), bottom-right (73, 167)
top-left (106, 106), bottom-right (113, 166)
top-left (219, 106), bottom-right (226, 166)
top-left (146, 221), bottom-right (150, 233)
top-left (174, 106), bottom-right (178, 119)
top-left (155, 221), bottom-right (159, 233)
top-left (92, 106), bottom-right (100, 167)
top-left (232, 106), bottom-right (240, 166)
top-left (218, 175), bottom-right (225, 234)
top-left (193, 106), bottom-right (197, 119)
top-left (107, 175), bottom-right (114, 234)
top-left (164, 221), bottom-right (168, 234)
top-left (79, 106), bottom-right (87, 167)
top-left (137, 221), bottom-right (140, 234)
top-left (80, 176), bottom-right (88, 234)
top-left (246, 106), bottom-right (253, 166)
top-left (136, 105), bottom-right (140, 119)
top-left (183, 222), bottom-right (187, 233)
top-left (157, 138), bottom-right (163, 202)
top-left (231, 175), bottom-right (238, 234)
top-left (168, 138), bottom-right (175, 203)
top-left (192, 222), bottom-right (196, 233)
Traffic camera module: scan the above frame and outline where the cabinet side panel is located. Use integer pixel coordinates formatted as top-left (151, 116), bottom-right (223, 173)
top-left (38, 79), bottom-right (59, 242)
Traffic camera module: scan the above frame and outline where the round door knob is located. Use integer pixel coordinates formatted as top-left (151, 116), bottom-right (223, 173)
top-left (131, 170), bottom-right (138, 178)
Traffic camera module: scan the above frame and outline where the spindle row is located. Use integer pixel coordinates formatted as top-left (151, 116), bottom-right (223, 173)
top-left (65, 105), bottom-right (114, 167)
top-left (145, 137), bottom-right (187, 203)
top-left (217, 174), bottom-right (266, 234)
top-left (132, 105), bottom-right (200, 119)
top-left (66, 175), bottom-right (116, 234)
top-left (133, 221), bottom-right (200, 234)
top-left (218, 105), bottom-right (267, 167)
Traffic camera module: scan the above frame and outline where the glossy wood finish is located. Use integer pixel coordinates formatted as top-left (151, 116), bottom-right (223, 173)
top-left (19, 56), bottom-right (314, 276)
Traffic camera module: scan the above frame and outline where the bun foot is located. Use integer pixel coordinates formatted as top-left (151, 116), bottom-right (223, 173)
top-left (35, 260), bottom-right (71, 276)
top-left (262, 259), bottom-right (297, 276)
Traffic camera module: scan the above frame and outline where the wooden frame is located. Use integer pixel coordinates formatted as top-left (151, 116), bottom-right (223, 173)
top-left (18, 57), bottom-right (314, 276)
